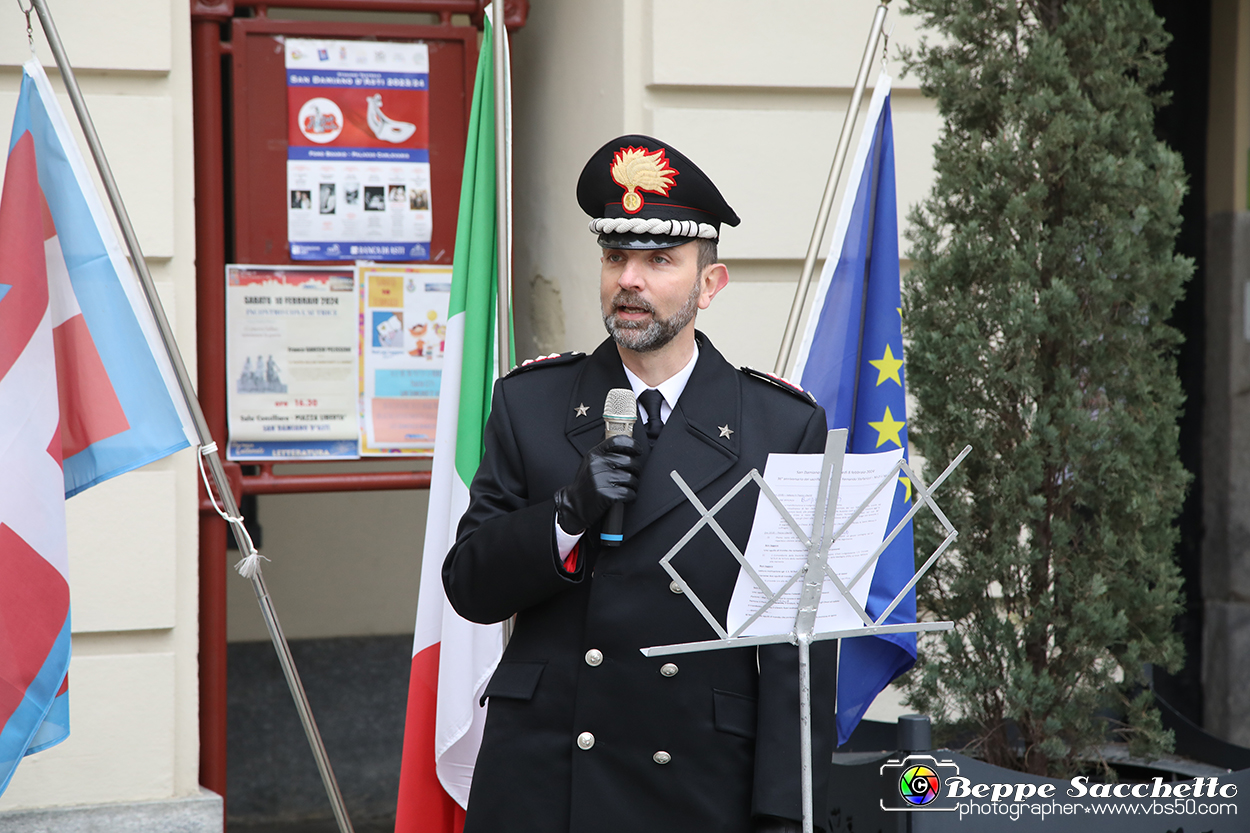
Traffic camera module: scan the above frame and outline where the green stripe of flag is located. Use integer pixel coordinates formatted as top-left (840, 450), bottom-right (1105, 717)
top-left (452, 14), bottom-right (511, 486)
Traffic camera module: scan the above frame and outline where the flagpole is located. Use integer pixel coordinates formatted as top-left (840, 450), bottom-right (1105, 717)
top-left (28, 3), bottom-right (356, 831)
top-left (492, 6), bottom-right (512, 379)
top-left (845, 132), bottom-right (886, 448)
top-left (491, 4), bottom-right (516, 647)
top-left (774, 0), bottom-right (890, 376)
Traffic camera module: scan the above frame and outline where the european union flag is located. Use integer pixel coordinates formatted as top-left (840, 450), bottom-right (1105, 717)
top-left (792, 74), bottom-right (915, 746)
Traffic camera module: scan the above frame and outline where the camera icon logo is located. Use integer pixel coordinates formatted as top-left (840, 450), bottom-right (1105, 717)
top-left (880, 753), bottom-right (960, 812)
top-left (899, 764), bottom-right (941, 806)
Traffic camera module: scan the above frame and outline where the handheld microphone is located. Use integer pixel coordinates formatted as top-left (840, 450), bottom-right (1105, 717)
top-left (600, 388), bottom-right (637, 546)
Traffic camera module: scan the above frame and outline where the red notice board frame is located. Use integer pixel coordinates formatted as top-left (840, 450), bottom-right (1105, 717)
top-left (230, 18), bottom-right (477, 265)
top-left (190, 3), bottom-right (532, 814)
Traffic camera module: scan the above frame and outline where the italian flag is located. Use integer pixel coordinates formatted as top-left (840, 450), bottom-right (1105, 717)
top-left (394, 7), bottom-right (510, 832)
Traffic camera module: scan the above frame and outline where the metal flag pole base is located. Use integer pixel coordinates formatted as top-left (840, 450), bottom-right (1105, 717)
top-left (642, 430), bottom-right (969, 833)
top-left (29, 2), bottom-right (355, 830)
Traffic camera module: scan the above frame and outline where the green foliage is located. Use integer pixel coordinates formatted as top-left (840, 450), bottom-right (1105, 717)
top-left (899, 0), bottom-right (1191, 777)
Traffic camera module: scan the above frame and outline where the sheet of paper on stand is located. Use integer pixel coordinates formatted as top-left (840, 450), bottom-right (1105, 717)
top-left (726, 448), bottom-right (904, 637)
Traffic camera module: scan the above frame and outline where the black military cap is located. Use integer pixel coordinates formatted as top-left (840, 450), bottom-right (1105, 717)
top-left (577, 134), bottom-right (740, 250)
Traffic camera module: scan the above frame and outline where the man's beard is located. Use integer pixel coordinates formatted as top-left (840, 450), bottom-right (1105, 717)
top-left (603, 279), bottom-right (701, 353)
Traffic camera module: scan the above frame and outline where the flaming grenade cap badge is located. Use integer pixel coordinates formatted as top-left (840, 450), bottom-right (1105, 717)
top-left (610, 146), bottom-right (679, 214)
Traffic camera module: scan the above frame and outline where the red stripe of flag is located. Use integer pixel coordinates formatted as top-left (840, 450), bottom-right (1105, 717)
top-left (38, 176), bottom-right (55, 240)
top-left (395, 644), bottom-right (465, 833)
top-left (0, 524), bottom-right (70, 734)
top-left (52, 313), bottom-right (131, 457)
top-left (46, 422), bottom-right (63, 470)
top-left (0, 132), bottom-right (48, 379)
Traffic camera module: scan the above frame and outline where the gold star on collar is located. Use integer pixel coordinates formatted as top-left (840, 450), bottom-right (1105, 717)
top-left (575, 403), bottom-right (589, 418)
top-left (718, 424), bottom-right (734, 439)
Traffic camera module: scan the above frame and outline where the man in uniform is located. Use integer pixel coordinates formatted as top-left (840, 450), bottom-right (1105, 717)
top-left (442, 135), bottom-right (838, 833)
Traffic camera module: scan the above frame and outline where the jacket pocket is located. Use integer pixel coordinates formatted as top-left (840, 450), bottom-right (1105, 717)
top-left (712, 688), bottom-right (758, 739)
top-left (480, 660), bottom-right (547, 706)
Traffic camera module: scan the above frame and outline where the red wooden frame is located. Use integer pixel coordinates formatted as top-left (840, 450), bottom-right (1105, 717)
top-left (230, 18), bottom-right (476, 265)
top-left (190, 0), bottom-right (527, 818)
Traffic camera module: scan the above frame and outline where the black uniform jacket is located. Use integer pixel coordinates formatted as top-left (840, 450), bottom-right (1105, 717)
top-left (443, 333), bottom-right (838, 833)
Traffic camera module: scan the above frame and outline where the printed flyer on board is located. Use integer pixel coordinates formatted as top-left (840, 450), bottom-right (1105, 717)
top-left (359, 263), bottom-right (451, 455)
top-left (285, 38), bottom-right (432, 262)
top-left (226, 265), bottom-right (361, 460)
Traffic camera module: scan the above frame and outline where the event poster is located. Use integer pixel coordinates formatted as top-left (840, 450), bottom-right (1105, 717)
top-left (226, 265), bottom-right (361, 460)
top-left (359, 264), bottom-right (452, 455)
top-left (285, 38), bottom-right (432, 262)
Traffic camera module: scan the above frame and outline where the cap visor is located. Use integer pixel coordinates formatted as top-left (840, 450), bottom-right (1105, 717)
top-left (596, 232), bottom-right (690, 250)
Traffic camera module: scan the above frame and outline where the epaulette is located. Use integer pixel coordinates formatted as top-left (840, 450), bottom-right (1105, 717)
top-left (506, 351), bottom-right (585, 377)
top-left (740, 366), bottom-right (817, 405)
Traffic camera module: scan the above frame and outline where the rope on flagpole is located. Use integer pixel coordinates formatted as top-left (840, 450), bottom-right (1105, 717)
top-left (196, 443), bottom-right (268, 578)
top-left (774, 0), bottom-right (891, 376)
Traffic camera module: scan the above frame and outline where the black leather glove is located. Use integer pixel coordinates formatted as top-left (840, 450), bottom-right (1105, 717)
top-left (753, 817), bottom-right (802, 833)
top-left (554, 434), bottom-right (643, 534)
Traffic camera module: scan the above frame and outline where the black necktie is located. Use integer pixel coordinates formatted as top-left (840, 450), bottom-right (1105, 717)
top-left (638, 389), bottom-right (664, 447)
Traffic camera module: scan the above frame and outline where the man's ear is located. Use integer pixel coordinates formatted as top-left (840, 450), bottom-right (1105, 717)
top-left (698, 263), bottom-right (730, 309)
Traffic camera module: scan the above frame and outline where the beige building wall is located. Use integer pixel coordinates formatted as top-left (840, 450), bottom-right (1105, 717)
top-left (0, 0), bottom-right (211, 824)
top-left (226, 463), bottom-right (430, 642)
top-left (511, 0), bottom-right (938, 375)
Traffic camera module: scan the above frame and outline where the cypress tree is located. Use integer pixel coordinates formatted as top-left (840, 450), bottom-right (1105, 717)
top-left (900, 0), bottom-right (1191, 776)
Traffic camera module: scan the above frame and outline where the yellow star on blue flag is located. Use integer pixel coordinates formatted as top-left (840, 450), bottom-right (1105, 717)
top-left (869, 344), bottom-right (904, 386)
top-left (868, 405), bottom-right (906, 448)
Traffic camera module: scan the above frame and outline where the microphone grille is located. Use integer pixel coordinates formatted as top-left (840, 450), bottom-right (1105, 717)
top-left (603, 388), bottom-right (637, 421)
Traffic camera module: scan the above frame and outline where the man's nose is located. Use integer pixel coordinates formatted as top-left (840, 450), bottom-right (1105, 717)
top-left (617, 256), bottom-right (646, 291)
